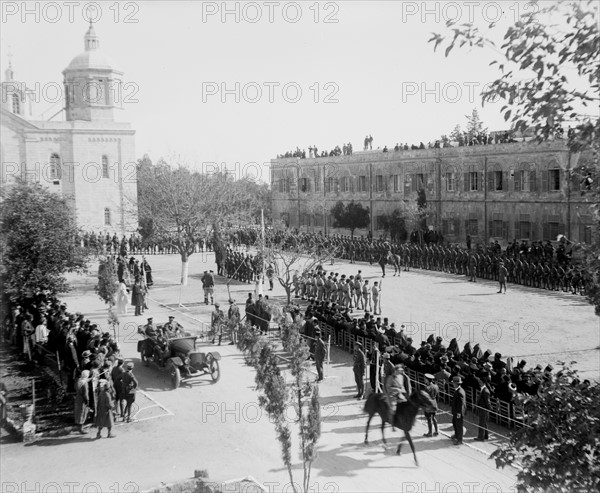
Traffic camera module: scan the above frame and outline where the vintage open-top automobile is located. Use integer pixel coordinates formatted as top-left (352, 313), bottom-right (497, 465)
top-left (138, 326), bottom-right (221, 389)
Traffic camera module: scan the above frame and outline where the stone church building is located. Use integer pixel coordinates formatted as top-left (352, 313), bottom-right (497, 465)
top-left (1, 23), bottom-right (138, 234)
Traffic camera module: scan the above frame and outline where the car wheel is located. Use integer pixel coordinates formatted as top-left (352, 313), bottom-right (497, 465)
top-left (170, 364), bottom-right (181, 389)
top-left (210, 358), bottom-right (220, 383)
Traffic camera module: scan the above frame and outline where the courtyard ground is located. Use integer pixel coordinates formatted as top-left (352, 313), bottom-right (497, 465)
top-left (1, 251), bottom-right (598, 492)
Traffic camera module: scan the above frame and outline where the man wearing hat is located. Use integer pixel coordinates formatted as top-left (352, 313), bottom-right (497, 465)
top-left (423, 373), bottom-right (439, 437)
top-left (201, 271), bottom-right (214, 305)
top-left (353, 342), bottom-right (366, 399)
top-left (228, 299), bottom-right (240, 345)
top-left (451, 376), bottom-right (466, 445)
top-left (475, 377), bottom-right (491, 441)
top-left (385, 363), bottom-right (411, 415)
top-left (372, 281), bottom-right (382, 315)
top-left (120, 361), bottom-right (138, 423)
top-left (362, 280), bottom-right (372, 313)
top-left (95, 380), bottom-right (115, 439)
top-left (211, 303), bottom-right (225, 345)
top-left (314, 329), bottom-right (327, 382)
top-left (497, 260), bottom-right (508, 294)
top-left (144, 317), bottom-right (157, 339)
top-left (163, 316), bottom-right (184, 338)
top-left (111, 359), bottom-right (125, 418)
top-left (381, 352), bottom-right (394, 380)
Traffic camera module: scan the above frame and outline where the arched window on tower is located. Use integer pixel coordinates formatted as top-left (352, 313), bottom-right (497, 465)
top-left (12, 93), bottom-right (20, 114)
top-left (104, 208), bottom-right (111, 226)
top-left (49, 153), bottom-right (62, 181)
top-left (102, 155), bottom-right (109, 178)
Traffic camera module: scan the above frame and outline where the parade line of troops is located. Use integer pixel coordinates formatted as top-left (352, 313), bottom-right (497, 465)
top-left (2, 225), bottom-right (593, 442)
top-left (217, 228), bottom-right (594, 443)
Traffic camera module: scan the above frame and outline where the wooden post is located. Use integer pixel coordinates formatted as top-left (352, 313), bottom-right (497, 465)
top-left (56, 351), bottom-right (63, 386)
top-left (31, 378), bottom-right (36, 421)
top-left (375, 346), bottom-right (381, 393)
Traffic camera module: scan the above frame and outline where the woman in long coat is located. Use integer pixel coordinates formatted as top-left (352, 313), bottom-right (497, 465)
top-left (74, 370), bottom-right (90, 434)
top-left (95, 381), bottom-right (115, 438)
top-left (116, 280), bottom-right (129, 315)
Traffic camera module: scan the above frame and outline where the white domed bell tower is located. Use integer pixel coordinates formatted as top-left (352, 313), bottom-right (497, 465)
top-left (63, 21), bottom-right (123, 121)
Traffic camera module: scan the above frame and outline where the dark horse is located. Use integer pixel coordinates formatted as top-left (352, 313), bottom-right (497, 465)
top-left (364, 390), bottom-right (436, 465)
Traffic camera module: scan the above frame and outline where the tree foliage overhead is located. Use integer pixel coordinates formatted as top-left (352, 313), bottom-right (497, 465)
top-left (491, 365), bottom-right (600, 492)
top-left (331, 201), bottom-right (370, 237)
top-left (430, 0), bottom-right (600, 315)
top-left (0, 181), bottom-right (88, 303)
top-left (430, 4), bottom-right (600, 490)
top-left (429, 0), bottom-right (599, 147)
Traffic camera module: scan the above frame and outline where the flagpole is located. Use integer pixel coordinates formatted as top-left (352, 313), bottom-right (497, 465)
top-left (256, 209), bottom-right (265, 297)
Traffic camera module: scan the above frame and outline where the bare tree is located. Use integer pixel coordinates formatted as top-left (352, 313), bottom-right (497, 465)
top-left (138, 161), bottom-right (212, 284)
top-left (137, 157), bottom-right (269, 285)
top-left (262, 230), bottom-right (338, 304)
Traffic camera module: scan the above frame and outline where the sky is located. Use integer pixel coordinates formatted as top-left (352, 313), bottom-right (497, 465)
top-left (1, 0), bottom-right (591, 182)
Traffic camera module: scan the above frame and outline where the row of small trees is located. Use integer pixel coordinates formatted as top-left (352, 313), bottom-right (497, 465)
top-left (237, 321), bottom-right (320, 493)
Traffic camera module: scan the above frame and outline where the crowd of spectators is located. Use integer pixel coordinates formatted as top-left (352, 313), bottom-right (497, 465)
top-left (275, 125), bottom-right (583, 161)
top-left (276, 142), bottom-right (354, 159)
top-left (305, 295), bottom-right (593, 418)
top-left (1, 294), bottom-right (133, 430)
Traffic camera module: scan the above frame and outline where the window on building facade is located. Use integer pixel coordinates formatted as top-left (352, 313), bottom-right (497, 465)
top-left (494, 171), bottom-right (503, 191)
top-left (341, 176), bottom-right (351, 192)
top-left (491, 217), bottom-right (504, 237)
top-left (12, 93), bottom-right (20, 114)
top-left (314, 172), bottom-right (321, 192)
top-left (446, 172), bottom-right (456, 192)
top-left (375, 175), bottom-right (385, 192)
top-left (393, 175), bottom-right (401, 193)
top-left (543, 215), bottom-right (563, 241)
top-left (466, 219), bottom-right (478, 236)
top-left (375, 215), bottom-right (385, 230)
top-left (104, 208), bottom-right (111, 226)
top-left (549, 169), bottom-right (561, 191)
top-left (442, 216), bottom-right (459, 235)
top-left (411, 173), bottom-right (425, 192)
top-left (468, 171), bottom-right (479, 191)
top-left (315, 214), bottom-right (324, 227)
top-left (514, 169), bottom-right (537, 192)
top-left (102, 155), bottom-right (109, 178)
top-left (49, 153), bottom-right (61, 180)
top-left (326, 176), bottom-right (337, 193)
top-left (581, 224), bottom-right (592, 244)
top-left (358, 175), bottom-right (367, 192)
top-left (518, 214), bottom-right (531, 239)
top-left (300, 177), bottom-right (310, 192)
top-left (278, 176), bottom-right (290, 193)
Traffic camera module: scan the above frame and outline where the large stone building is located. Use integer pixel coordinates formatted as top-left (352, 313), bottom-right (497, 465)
top-left (1, 23), bottom-right (138, 234)
top-left (271, 141), bottom-right (596, 246)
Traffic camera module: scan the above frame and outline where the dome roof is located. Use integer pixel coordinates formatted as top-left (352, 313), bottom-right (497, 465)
top-left (64, 23), bottom-right (120, 72)
top-left (66, 49), bottom-right (118, 71)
